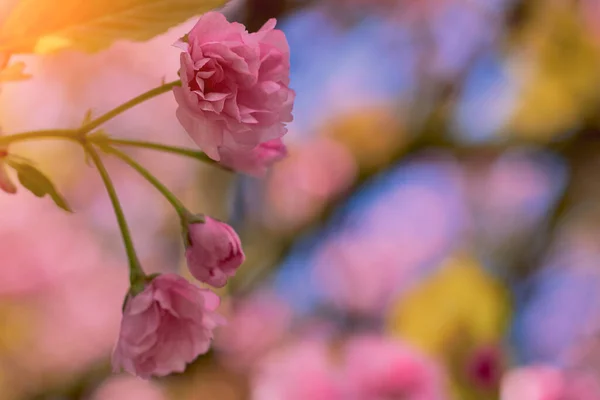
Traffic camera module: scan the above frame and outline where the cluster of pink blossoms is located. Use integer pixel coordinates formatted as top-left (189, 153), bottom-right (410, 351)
top-left (111, 12), bottom-right (294, 378)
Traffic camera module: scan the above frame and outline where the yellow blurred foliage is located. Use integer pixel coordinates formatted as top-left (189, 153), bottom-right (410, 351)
top-left (507, 3), bottom-right (600, 140)
top-left (33, 36), bottom-right (73, 55)
top-left (323, 106), bottom-right (405, 172)
top-left (0, 0), bottom-right (228, 54)
top-left (387, 253), bottom-right (510, 357)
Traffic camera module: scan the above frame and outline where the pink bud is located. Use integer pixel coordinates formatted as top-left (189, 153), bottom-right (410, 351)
top-left (112, 274), bottom-right (224, 379)
top-left (185, 217), bottom-right (245, 288)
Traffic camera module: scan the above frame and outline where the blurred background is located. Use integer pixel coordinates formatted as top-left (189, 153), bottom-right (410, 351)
top-left (2, 0), bottom-right (600, 398)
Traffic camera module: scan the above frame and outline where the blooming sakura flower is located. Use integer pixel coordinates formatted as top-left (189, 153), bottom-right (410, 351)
top-left (173, 12), bottom-right (294, 161)
top-left (218, 138), bottom-right (287, 177)
top-left (112, 274), bottom-right (224, 379)
top-left (185, 217), bottom-right (245, 288)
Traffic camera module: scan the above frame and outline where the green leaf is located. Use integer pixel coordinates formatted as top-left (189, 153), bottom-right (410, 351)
top-left (7, 160), bottom-right (72, 212)
top-left (0, 61), bottom-right (31, 82)
top-left (0, 0), bottom-right (229, 54)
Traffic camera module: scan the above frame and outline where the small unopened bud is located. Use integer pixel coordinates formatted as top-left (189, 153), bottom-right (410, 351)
top-left (185, 217), bottom-right (245, 288)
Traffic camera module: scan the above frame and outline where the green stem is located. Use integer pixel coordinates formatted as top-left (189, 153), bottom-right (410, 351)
top-left (102, 137), bottom-right (220, 167)
top-left (77, 80), bottom-right (181, 135)
top-left (0, 80), bottom-right (181, 146)
top-left (85, 144), bottom-right (146, 285)
top-left (98, 143), bottom-right (193, 222)
top-left (0, 130), bottom-right (76, 146)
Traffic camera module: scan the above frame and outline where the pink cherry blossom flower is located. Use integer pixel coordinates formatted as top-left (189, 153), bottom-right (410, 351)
top-left (343, 336), bottom-right (447, 400)
top-left (185, 217), bottom-right (245, 288)
top-left (173, 12), bottom-right (295, 161)
top-left (218, 138), bottom-right (287, 177)
top-left (500, 366), bottom-right (600, 400)
top-left (112, 274), bottom-right (224, 379)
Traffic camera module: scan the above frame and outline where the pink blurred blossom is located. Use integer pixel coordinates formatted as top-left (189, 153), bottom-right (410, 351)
top-left (314, 236), bottom-right (408, 315)
top-left (582, 0), bottom-right (600, 43)
top-left (252, 339), bottom-right (344, 400)
top-left (361, 183), bottom-right (455, 263)
top-left (265, 137), bottom-right (357, 230)
top-left (214, 291), bottom-right (292, 371)
top-left (218, 138), bottom-right (287, 177)
top-left (465, 152), bottom-right (555, 238)
top-left (252, 336), bottom-right (447, 400)
top-left (186, 217), bottom-right (245, 288)
top-left (313, 173), bottom-right (459, 315)
top-left (91, 375), bottom-right (167, 400)
top-left (343, 336), bottom-right (447, 400)
top-left (15, 267), bottom-right (127, 388)
top-left (0, 192), bottom-right (115, 296)
top-left (112, 274), bottom-right (224, 379)
top-left (501, 366), bottom-right (600, 400)
top-left (173, 12), bottom-right (295, 161)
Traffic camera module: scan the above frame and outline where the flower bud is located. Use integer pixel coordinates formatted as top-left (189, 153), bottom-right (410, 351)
top-left (185, 217), bottom-right (245, 288)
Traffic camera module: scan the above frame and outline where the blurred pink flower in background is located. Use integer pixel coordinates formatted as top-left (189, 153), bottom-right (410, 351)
top-left (312, 161), bottom-right (463, 316)
top-left (265, 137), bottom-right (357, 230)
top-left (581, 0), bottom-right (600, 43)
top-left (467, 152), bottom-right (556, 237)
top-left (0, 191), bottom-right (128, 393)
top-left (215, 290), bottom-right (292, 371)
top-left (314, 235), bottom-right (408, 315)
top-left (251, 339), bottom-right (344, 400)
top-left (360, 182), bottom-right (456, 266)
top-left (91, 375), bottom-right (167, 400)
top-left (186, 217), bottom-right (245, 288)
top-left (112, 274), bottom-right (224, 379)
top-left (0, 192), bottom-right (118, 297)
top-left (21, 267), bottom-right (127, 380)
top-left (173, 12), bottom-right (295, 161)
top-left (500, 366), bottom-right (600, 400)
top-left (218, 138), bottom-right (288, 177)
top-left (343, 336), bottom-right (447, 400)
top-left (252, 335), bottom-right (448, 400)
